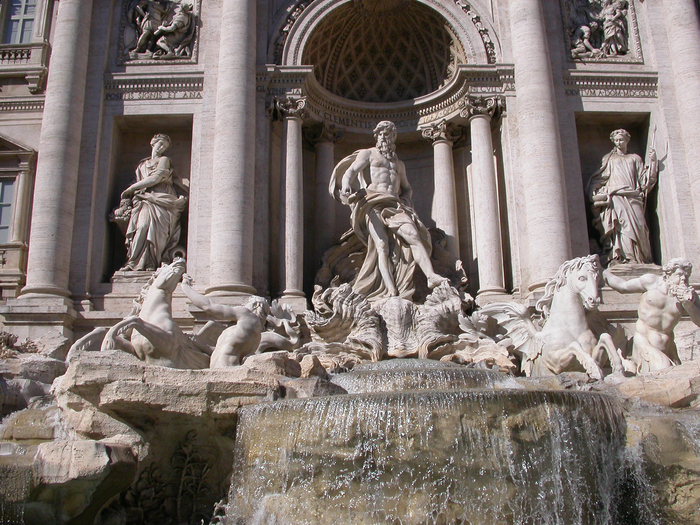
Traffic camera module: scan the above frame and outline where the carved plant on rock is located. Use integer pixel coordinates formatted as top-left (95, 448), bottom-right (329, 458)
top-left (100, 431), bottom-right (214, 525)
top-left (165, 430), bottom-right (213, 524)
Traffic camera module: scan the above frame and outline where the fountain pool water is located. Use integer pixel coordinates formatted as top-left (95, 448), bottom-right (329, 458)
top-left (224, 361), bottom-right (626, 525)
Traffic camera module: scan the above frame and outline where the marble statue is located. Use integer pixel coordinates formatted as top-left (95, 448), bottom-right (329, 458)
top-left (587, 129), bottom-right (658, 266)
top-left (127, 0), bottom-right (195, 59)
top-left (153, 2), bottom-right (194, 58)
top-left (604, 259), bottom-right (700, 374)
top-left (566, 0), bottom-right (629, 59)
top-left (111, 134), bottom-right (187, 272)
top-left (129, 0), bottom-right (171, 55)
top-left (480, 255), bottom-right (626, 379)
top-left (181, 283), bottom-right (301, 368)
top-left (100, 258), bottom-right (211, 369)
top-left (600, 0), bottom-right (629, 57)
top-left (329, 121), bottom-right (448, 303)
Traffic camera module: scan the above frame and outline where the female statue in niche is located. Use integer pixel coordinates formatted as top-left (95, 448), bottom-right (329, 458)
top-left (587, 128), bottom-right (658, 266)
top-left (111, 134), bottom-right (188, 271)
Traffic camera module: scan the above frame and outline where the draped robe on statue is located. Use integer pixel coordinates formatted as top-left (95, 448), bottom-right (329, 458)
top-left (122, 157), bottom-right (187, 271)
top-left (329, 151), bottom-right (433, 303)
top-left (588, 149), bottom-right (654, 264)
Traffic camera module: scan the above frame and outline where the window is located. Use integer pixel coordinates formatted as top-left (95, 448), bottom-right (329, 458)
top-left (0, 179), bottom-right (14, 243)
top-left (3, 0), bottom-right (36, 44)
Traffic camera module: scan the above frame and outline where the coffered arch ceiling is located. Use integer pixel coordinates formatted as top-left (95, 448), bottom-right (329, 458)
top-left (300, 0), bottom-right (468, 103)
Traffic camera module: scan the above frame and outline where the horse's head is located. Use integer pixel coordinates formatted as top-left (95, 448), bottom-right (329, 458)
top-left (536, 255), bottom-right (603, 315)
top-left (566, 255), bottom-right (603, 310)
top-left (153, 257), bottom-right (187, 292)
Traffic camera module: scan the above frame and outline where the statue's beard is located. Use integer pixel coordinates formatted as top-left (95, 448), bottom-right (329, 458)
top-left (667, 277), bottom-right (693, 302)
top-left (376, 138), bottom-right (396, 159)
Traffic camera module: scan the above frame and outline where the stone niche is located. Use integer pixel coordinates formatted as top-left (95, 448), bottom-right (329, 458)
top-left (104, 115), bottom-right (193, 281)
top-left (575, 112), bottom-right (657, 263)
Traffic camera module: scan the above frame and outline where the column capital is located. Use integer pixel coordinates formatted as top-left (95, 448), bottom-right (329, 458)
top-left (460, 94), bottom-right (505, 121)
top-left (420, 119), bottom-right (463, 144)
top-left (274, 96), bottom-right (308, 121)
top-left (304, 122), bottom-right (344, 146)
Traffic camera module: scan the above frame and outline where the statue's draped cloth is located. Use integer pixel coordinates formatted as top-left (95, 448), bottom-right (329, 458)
top-left (124, 158), bottom-right (187, 270)
top-left (330, 151), bottom-right (432, 302)
top-left (588, 150), bottom-right (652, 263)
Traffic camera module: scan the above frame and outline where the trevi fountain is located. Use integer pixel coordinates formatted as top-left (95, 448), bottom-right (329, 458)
top-left (0, 0), bottom-right (700, 524)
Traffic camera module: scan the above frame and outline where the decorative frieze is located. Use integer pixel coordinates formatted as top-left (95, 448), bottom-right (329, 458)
top-left (0, 99), bottom-right (44, 112)
top-left (563, 72), bottom-right (658, 98)
top-left (452, 0), bottom-right (497, 64)
top-left (104, 75), bottom-right (204, 101)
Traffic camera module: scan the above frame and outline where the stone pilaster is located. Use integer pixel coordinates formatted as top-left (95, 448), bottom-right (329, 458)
top-left (421, 120), bottom-right (462, 261)
top-left (663, 0), bottom-right (700, 238)
top-left (2, 0), bottom-right (94, 338)
top-left (509, 0), bottom-right (571, 291)
top-left (305, 123), bottom-right (344, 266)
top-left (461, 95), bottom-right (506, 297)
top-left (207, 0), bottom-right (257, 296)
top-left (278, 97), bottom-right (308, 311)
top-left (21, 0), bottom-right (94, 298)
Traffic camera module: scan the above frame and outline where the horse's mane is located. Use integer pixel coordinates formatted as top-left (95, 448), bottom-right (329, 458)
top-left (535, 255), bottom-right (601, 317)
top-left (128, 265), bottom-right (166, 316)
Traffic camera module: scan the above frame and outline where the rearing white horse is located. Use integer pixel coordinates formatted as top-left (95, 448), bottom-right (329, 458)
top-left (481, 255), bottom-right (626, 379)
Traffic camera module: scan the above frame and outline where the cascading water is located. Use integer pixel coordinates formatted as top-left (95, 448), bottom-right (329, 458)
top-left (224, 361), bottom-right (627, 525)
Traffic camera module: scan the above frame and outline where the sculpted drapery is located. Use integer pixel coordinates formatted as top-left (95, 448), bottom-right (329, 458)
top-left (330, 151), bottom-right (433, 302)
top-left (113, 134), bottom-right (187, 271)
top-left (587, 129), bottom-right (657, 265)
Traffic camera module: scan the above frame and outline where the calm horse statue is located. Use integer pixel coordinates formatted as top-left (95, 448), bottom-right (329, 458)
top-left (481, 255), bottom-right (626, 379)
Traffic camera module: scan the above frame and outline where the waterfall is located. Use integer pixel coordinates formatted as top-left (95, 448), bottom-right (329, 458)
top-left (225, 364), bottom-right (627, 525)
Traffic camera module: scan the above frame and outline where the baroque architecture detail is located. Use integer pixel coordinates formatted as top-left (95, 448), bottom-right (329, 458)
top-left (120, 0), bottom-right (199, 63)
top-left (452, 0), bottom-right (497, 64)
top-left (459, 94), bottom-right (505, 120)
top-left (274, 96), bottom-right (309, 120)
top-left (420, 119), bottom-right (463, 143)
top-left (562, 0), bottom-right (642, 62)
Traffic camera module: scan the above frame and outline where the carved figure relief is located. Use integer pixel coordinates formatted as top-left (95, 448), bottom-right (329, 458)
top-left (586, 129), bottom-right (658, 266)
top-left (122, 0), bottom-right (197, 62)
top-left (111, 134), bottom-right (188, 272)
top-left (564, 0), bottom-right (636, 61)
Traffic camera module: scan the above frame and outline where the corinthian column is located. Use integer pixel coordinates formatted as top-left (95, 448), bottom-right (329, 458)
top-left (21, 0), bottom-right (94, 297)
top-left (509, 0), bottom-right (571, 290)
top-left (461, 95), bottom-right (506, 296)
top-left (208, 0), bottom-right (257, 295)
top-left (421, 120), bottom-right (462, 261)
top-left (278, 97), bottom-right (308, 310)
top-left (305, 123), bottom-right (344, 266)
top-left (662, 0), bottom-right (700, 236)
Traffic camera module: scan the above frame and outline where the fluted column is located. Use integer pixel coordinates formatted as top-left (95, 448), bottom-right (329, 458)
top-left (461, 95), bottom-right (506, 296)
top-left (306, 123), bottom-right (344, 266)
top-left (663, 0), bottom-right (700, 235)
top-left (207, 0), bottom-right (257, 295)
top-left (278, 98), bottom-right (308, 307)
top-left (21, 0), bottom-right (93, 297)
top-left (421, 120), bottom-right (462, 261)
top-left (509, 0), bottom-right (571, 289)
